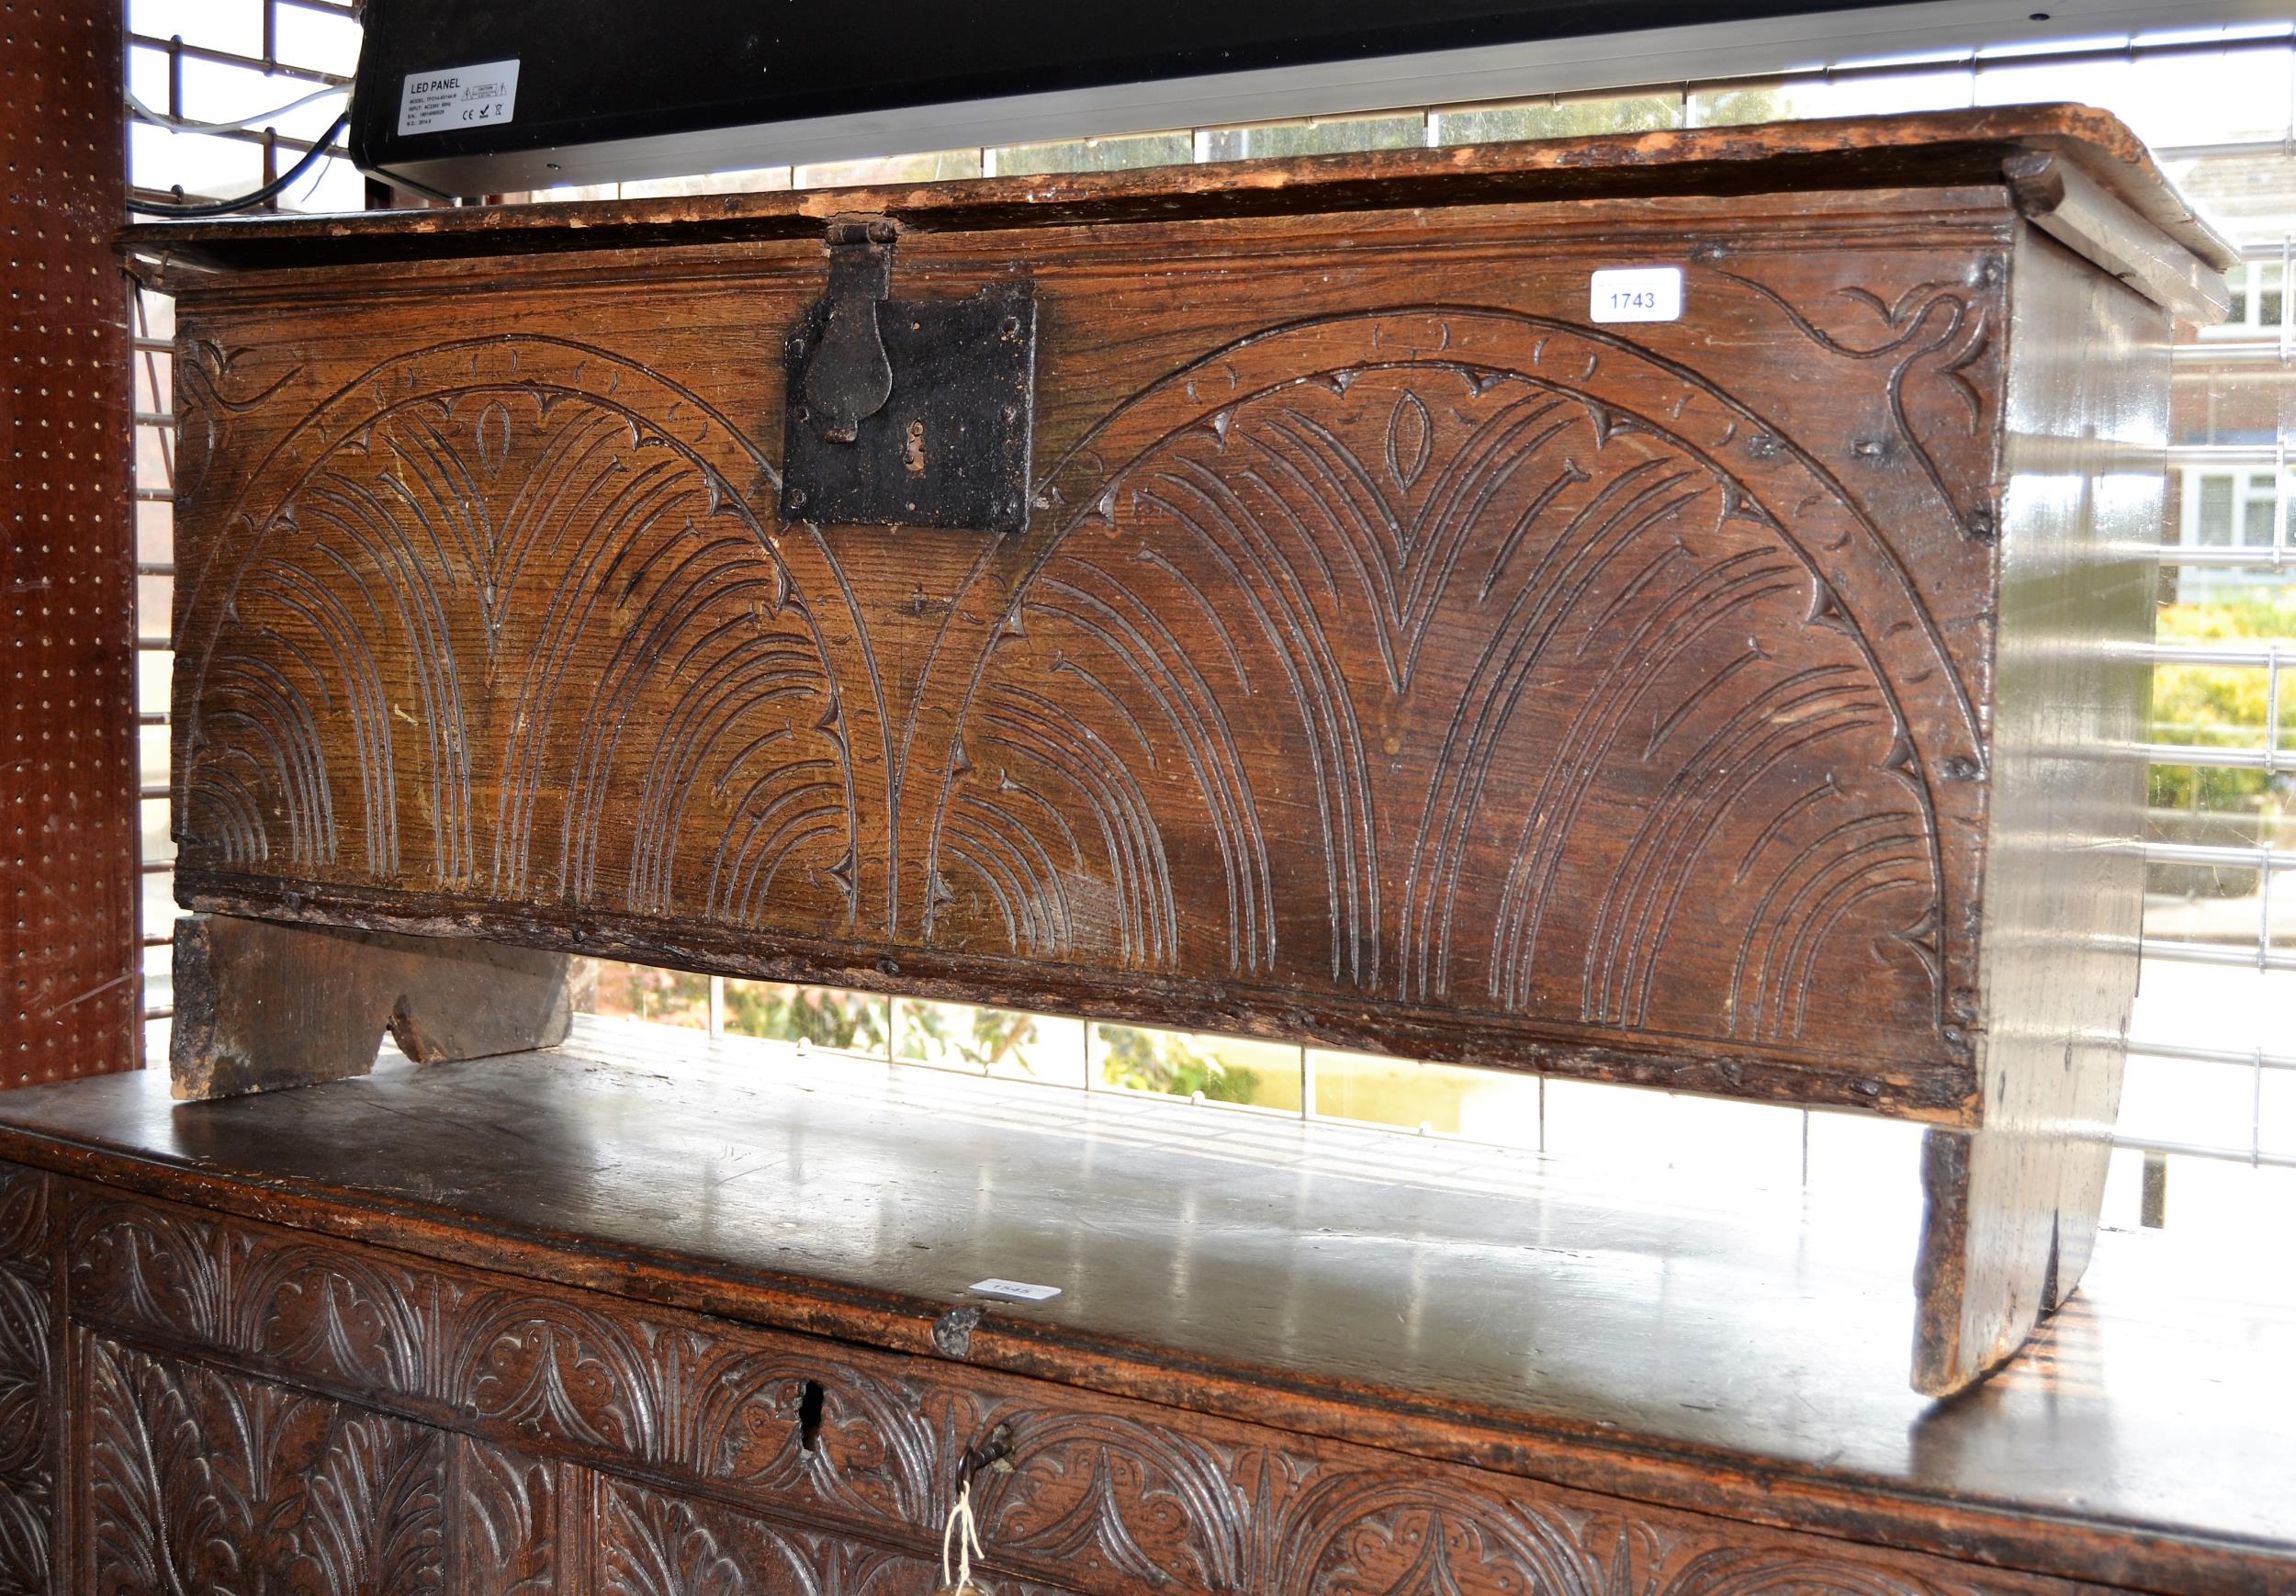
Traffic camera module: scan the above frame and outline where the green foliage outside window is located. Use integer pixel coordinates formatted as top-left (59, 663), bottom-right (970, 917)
top-left (591, 963), bottom-right (707, 1028)
top-left (1095, 1025), bottom-right (1262, 1102)
top-left (2148, 596), bottom-right (2296, 817)
top-left (723, 983), bottom-right (888, 1051)
top-left (899, 1003), bottom-right (1040, 1073)
top-left (1687, 88), bottom-right (1793, 128)
top-left (1439, 95), bottom-right (1681, 144)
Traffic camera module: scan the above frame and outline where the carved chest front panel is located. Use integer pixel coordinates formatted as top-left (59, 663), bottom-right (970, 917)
top-left (158, 177), bottom-right (2046, 1120)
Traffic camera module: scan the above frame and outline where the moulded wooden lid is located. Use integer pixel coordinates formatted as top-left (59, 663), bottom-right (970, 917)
top-left (120, 104), bottom-right (2234, 280)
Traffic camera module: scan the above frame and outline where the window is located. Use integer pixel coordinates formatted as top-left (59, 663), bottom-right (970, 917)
top-left (2212, 261), bottom-right (2290, 339)
top-left (124, 0), bottom-right (364, 1064)
top-left (2186, 469), bottom-right (2285, 550)
top-left (125, 9), bottom-right (2296, 1224)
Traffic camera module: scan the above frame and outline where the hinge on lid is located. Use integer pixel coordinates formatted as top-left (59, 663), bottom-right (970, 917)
top-left (780, 215), bottom-right (1038, 534)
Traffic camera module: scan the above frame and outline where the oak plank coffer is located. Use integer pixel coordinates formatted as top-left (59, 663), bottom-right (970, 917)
top-left (120, 106), bottom-right (2231, 1395)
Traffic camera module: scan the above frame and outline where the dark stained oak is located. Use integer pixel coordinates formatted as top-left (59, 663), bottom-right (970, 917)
top-left (155, 185), bottom-right (2032, 1123)
top-left (0, 1034), bottom-right (2286, 1592)
top-left (125, 107), bottom-right (2228, 1393)
top-left (0, 1166), bottom-right (49, 1593)
top-left (81, 1334), bottom-right (449, 1592)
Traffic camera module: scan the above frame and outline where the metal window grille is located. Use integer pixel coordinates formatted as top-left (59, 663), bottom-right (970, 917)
top-left (125, 0), bottom-right (364, 1068)
top-left (126, 9), bottom-right (2296, 1206)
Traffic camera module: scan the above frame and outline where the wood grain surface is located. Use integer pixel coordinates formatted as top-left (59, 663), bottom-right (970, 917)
top-left (168, 911), bottom-right (580, 1099)
top-left (162, 180), bottom-right (2024, 1120)
top-left (118, 105), bottom-right (2233, 274)
top-left (0, 1043), bottom-right (2287, 1592)
top-left (0, 1166), bottom-right (49, 1592)
top-left (1913, 230), bottom-right (2164, 1394)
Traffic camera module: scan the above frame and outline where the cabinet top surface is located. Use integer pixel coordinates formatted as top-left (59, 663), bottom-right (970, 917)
top-left (0, 1018), bottom-right (2288, 1572)
top-left (119, 103), bottom-right (2233, 277)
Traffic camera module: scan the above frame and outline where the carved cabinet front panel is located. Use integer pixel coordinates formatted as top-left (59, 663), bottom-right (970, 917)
top-left (11, 1166), bottom-right (2110, 1594)
top-left (595, 1480), bottom-right (944, 1596)
top-left (0, 1165), bottom-right (51, 1593)
top-left (167, 190), bottom-right (2017, 1116)
top-left (454, 1436), bottom-right (559, 1596)
top-left (81, 1333), bottom-right (446, 1594)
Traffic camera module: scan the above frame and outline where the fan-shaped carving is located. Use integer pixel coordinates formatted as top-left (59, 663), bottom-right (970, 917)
top-left (931, 311), bottom-right (1975, 1057)
top-left (176, 337), bottom-right (862, 928)
top-left (171, 309), bottom-right (1990, 1077)
top-left (84, 1337), bottom-right (445, 1594)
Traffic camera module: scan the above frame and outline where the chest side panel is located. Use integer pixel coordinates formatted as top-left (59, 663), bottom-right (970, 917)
top-left (167, 188), bottom-right (2009, 1116)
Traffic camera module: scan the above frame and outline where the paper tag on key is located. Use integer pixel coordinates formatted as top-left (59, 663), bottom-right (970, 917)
top-left (970, 1277), bottom-right (1061, 1302)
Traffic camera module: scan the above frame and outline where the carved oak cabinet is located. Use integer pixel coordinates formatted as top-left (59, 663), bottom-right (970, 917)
top-left (0, 1045), bottom-right (2291, 1595)
top-left (122, 107), bottom-right (2229, 1397)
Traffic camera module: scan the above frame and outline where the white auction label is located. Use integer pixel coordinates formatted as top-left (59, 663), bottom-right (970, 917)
top-left (970, 1278), bottom-right (1062, 1302)
top-left (397, 59), bottom-right (521, 137)
top-left (1589, 265), bottom-right (1684, 324)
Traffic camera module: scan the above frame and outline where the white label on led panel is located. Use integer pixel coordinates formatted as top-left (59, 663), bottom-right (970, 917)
top-left (397, 59), bottom-right (521, 136)
top-left (970, 1278), bottom-right (1062, 1302)
top-left (1589, 265), bottom-right (1683, 323)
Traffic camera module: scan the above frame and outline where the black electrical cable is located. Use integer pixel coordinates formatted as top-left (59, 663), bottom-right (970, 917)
top-left (127, 107), bottom-right (352, 218)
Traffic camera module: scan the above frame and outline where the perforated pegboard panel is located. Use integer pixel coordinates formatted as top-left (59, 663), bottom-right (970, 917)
top-left (2, 0), bottom-right (139, 1083)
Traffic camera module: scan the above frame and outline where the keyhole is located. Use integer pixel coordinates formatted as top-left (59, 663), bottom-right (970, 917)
top-left (798, 1379), bottom-right (826, 1453)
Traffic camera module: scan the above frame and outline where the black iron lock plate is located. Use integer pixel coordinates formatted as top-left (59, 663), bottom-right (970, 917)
top-left (780, 217), bottom-right (1037, 534)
